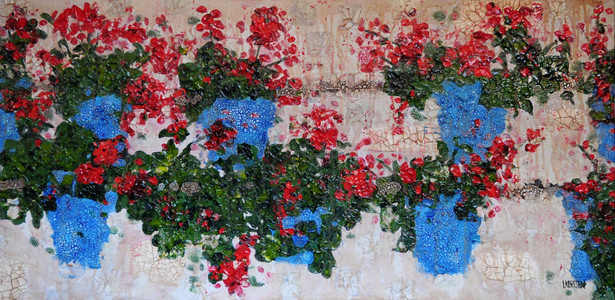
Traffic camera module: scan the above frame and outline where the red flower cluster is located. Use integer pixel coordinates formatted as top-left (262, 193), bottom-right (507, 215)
top-left (340, 160), bottom-right (376, 200)
top-left (204, 120), bottom-right (238, 151)
top-left (52, 3), bottom-right (146, 47)
top-left (485, 2), bottom-right (543, 33)
top-left (121, 74), bottom-right (183, 136)
top-left (487, 137), bottom-right (517, 172)
top-left (456, 32), bottom-right (495, 78)
top-left (92, 139), bottom-right (121, 166)
top-left (282, 181), bottom-right (303, 204)
top-left (524, 128), bottom-right (544, 153)
top-left (290, 105), bottom-right (343, 151)
top-left (357, 17), bottom-right (432, 73)
top-left (399, 161), bottom-right (417, 183)
top-left (245, 7), bottom-right (302, 103)
top-left (190, 6), bottom-right (301, 106)
top-left (195, 6), bottom-right (225, 41)
top-left (114, 170), bottom-right (156, 202)
top-left (561, 161), bottom-right (615, 249)
top-left (0, 89), bottom-right (53, 123)
top-left (581, 6), bottom-right (614, 121)
top-left (247, 7), bottom-right (285, 47)
top-left (1, 8), bottom-right (44, 62)
top-left (554, 24), bottom-right (573, 43)
top-left (209, 235), bottom-right (258, 296)
top-left (146, 37), bottom-right (182, 77)
top-left (74, 162), bottom-right (105, 185)
top-left (449, 164), bottom-right (462, 177)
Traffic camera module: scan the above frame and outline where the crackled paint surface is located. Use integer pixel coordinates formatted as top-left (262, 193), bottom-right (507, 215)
top-left (0, 0), bottom-right (613, 299)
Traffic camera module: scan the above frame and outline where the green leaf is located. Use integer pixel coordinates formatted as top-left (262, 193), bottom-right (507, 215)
top-left (248, 276), bottom-right (264, 287)
top-left (560, 91), bottom-right (574, 103)
top-left (188, 17), bottom-right (200, 25)
top-left (437, 141), bottom-right (449, 157)
top-left (589, 111), bottom-right (607, 121)
top-left (410, 108), bottom-right (427, 121)
top-left (520, 99), bottom-right (533, 115)
top-left (40, 12), bottom-right (54, 23)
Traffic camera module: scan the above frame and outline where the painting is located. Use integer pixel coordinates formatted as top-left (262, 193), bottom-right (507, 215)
top-left (0, 0), bottom-right (613, 298)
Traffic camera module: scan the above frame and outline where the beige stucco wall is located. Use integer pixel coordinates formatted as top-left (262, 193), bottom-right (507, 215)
top-left (0, 0), bottom-right (613, 299)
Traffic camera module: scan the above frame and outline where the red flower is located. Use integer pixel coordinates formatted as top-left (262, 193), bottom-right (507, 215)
top-left (554, 24), bottom-right (573, 42)
top-left (342, 167), bottom-right (376, 199)
top-left (74, 163), bottom-right (105, 185)
top-left (412, 157), bottom-right (424, 167)
top-left (525, 143), bottom-right (540, 153)
top-left (526, 128), bottom-right (542, 140)
top-left (114, 172), bottom-right (154, 201)
top-left (449, 164), bottom-right (462, 177)
top-left (457, 35), bottom-right (495, 78)
top-left (195, 7), bottom-right (225, 40)
top-left (291, 105), bottom-right (343, 151)
top-left (93, 140), bottom-right (120, 166)
top-left (282, 181), bottom-right (301, 203)
top-left (399, 162), bottom-right (417, 183)
top-left (247, 6), bottom-right (285, 47)
top-left (215, 261), bottom-right (249, 295)
top-left (574, 183), bottom-right (590, 194)
top-left (414, 184), bottom-right (422, 194)
top-left (204, 120), bottom-right (238, 151)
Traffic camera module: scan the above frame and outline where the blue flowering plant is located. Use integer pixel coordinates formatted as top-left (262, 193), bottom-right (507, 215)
top-left (177, 5), bottom-right (303, 123)
top-left (433, 81), bottom-right (507, 163)
top-left (356, 2), bottom-right (574, 120)
top-left (561, 145), bottom-right (615, 298)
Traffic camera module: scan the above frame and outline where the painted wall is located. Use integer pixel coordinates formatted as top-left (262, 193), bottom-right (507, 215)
top-left (0, 0), bottom-right (613, 299)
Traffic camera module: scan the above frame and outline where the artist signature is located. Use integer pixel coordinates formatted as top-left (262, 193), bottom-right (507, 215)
top-left (562, 280), bottom-right (587, 289)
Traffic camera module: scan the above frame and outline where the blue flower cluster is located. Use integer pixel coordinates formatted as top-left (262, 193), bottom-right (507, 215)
top-left (275, 207), bottom-right (329, 265)
top-left (74, 95), bottom-right (126, 140)
top-left (413, 193), bottom-right (481, 275)
top-left (0, 109), bottom-right (20, 153)
top-left (558, 190), bottom-right (597, 281)
top-left (275, 251), bottom-right (314, 264)
top-left (47, 191), bottom-right (117, 269)
top-left (596, 123), bottom-right (614, 163)
top-left (197, 98), bottom-right (275, 162)
top-left (433, 81), bottom-right (507, 163)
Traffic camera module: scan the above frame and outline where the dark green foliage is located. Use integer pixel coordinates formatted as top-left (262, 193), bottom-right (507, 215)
top-left (178, 42), bottom-right (276, 122)
top-left (50, 42), bottom-right (148, 118)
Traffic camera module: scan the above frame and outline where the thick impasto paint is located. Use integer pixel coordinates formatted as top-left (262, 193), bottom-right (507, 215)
top-left (0, 0), bottom-right (613, 299)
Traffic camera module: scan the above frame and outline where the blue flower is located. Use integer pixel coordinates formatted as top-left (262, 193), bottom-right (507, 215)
top-left (275, 251), bottom-right (314, 264)
top-left (15, 78), bottom-right (32, 89)
top-left (558, 190), bottom-right (597, 281)
top-left (0, 109), bottom-right (20, 153)
top-left (272, 207), bottom-right (329, 265)
top-left (47, 192), bottom-right (117, 269)
top-left (197, 98), bottom-right (275, 161)
top-left (413, 193), bottom-right (481, 275)
top-left (74, 95), bottom-right (126, 140)
top-left (596, 122), bottom-right (615, 163)
top-left (589, 84), bottom-right (615, 162)
top-left (433, 81), bottom-right (507, 163)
